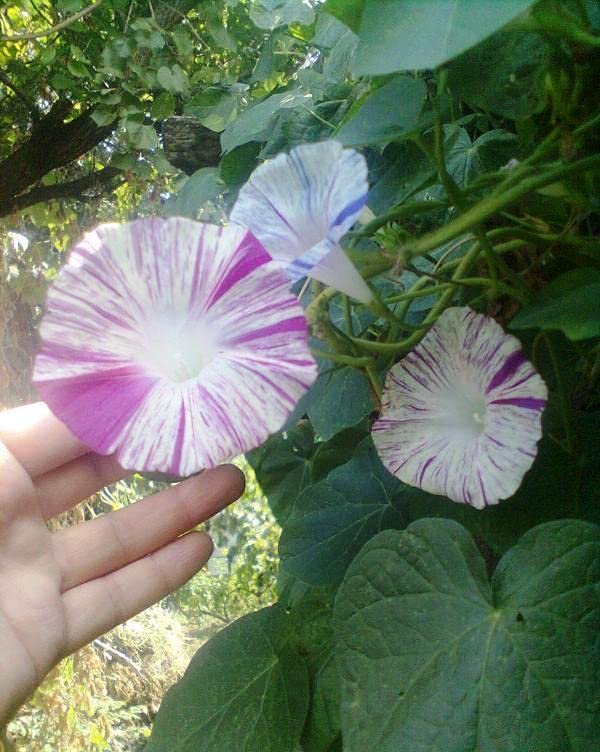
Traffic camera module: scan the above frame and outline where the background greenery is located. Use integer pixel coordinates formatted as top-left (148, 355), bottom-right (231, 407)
top-left (0, 0), bottom-right (599, 750)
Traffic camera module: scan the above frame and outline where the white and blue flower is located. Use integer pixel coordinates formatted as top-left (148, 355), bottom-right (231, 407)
top-left (231, 140), bottom-right (373, 303)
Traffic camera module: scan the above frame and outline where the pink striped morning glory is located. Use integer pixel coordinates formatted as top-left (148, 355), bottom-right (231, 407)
top-left (372, 307), bottom-right (547, 508)
top-left (230, 140), bottom-right (373, 303)
top-left (33, 218), bottom-right (318, 476)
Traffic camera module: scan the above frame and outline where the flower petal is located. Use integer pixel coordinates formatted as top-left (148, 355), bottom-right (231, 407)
top-left (34, 218), bottom-right (318, 476)
top-left (230, 140), bottom-right (372, 302)
top-left (372, 307), bottom-right (547, 508)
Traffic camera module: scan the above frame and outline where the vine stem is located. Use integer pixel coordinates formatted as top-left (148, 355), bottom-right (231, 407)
top-left (310, 349), bottom-right (373, 368)
top-left (402, 154), bottom-right (600, 259)
top-left (350, 240), bottom-right (484, 353)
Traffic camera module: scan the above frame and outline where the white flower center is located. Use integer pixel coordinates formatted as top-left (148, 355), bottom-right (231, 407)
top-left (435, 381), bottom-right (488, 440)
top-left (138, 314), bottom-right (220, 383)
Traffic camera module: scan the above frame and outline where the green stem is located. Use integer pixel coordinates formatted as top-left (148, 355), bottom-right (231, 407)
top-left (366, 363), bottom-right (383, 400)
top-left (350, 200), bottom-right (447, 240)
top-left (351, 241), bottom-right (484, 353)
top-left (402, 154), bottom-right (600, 260)
top-left (311, 348), bottom-right (373, 367)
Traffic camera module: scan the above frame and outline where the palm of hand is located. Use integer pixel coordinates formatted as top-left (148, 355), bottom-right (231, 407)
top-left (0, 403), bottom-right (243, 725)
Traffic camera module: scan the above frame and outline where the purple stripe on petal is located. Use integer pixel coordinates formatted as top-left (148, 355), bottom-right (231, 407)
top-left (34, 217), bottom-right (318, 475)
top-left (486, 350), bottom-right (527, 392)
top-left (228, 316), bottom-right (308, 346)
top-left (490, 397), bottom-right (546, 409)
top-left (36, 367), bottom-right (156, 455)
top-left (208, 232), bottom-right (271, 307)
top-left (372, 306), bottom-right (547, 509)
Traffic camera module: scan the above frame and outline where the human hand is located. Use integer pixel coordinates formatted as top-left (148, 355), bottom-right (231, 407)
top-left (0, 403), bottom-right (244, 726)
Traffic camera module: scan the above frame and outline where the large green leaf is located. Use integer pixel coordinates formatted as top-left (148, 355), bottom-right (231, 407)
top-left (352, 0), bottom-right (537, 75)
top-left (367, 140), bottom-right (434, 214)
top-left (447, 30), bottom-right (552, 119)
top-left (335, 519), bottom-right (599, 752)
top-left (279, 438), bottom-right (406, 585)
top-left (221, 89), bottom-right (312, 153)
top-left (148, 606), bottom-right (310, 752)
top-left (307, 366), bottom-right (375, 441)
top-left (402, 417), bottom-right (600, 555)
top-left (163, 167), bottom-right (222, 219)
top-left (323, 0), bottom-right (365, 33)
top-left (336, 76), bottom-right (427, 147)
top-left (511, 268), bottom-right (600, 340)
top-left (248, 423), bottom-right (368, 524)
top-left (247, 423), bottom-right (315, 524)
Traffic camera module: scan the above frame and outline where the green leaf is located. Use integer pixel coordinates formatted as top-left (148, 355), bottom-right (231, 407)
top-left (185, 88), bottom-right (239, 132)
top-left (248, 423), bottom-right (366, 524)
top-left (122, 121), bottom-right (159, 150)
top-left (171, 26), bottom-right (194, 58)
top-left (51, 73), bottom-right (76, 90)
top-left (323, 0), bottom-right (365, 33)
top-left (66, 59), bottom-right (90, 78)
top-left (511, 268), bottom-right (600, 340)
top-left (221, 89), bottom-right (312, 153)
top-left (352, 0), bottom-right (538, 75)
top-left (335, 519), bottom-right (600, 752)
top-left (157, 64), bottom-right (189, 95)
top-left (151, 91), bottom-right (176, 120)
top-left (247, 423), bottom-right (315, 524)
top-left (220, 141), bottom-right (261, 185)
top-left (90, 107), bottom-right (117, 126)
top-left (70, 44), bottom-right (90, 63)
top-left (336, 76), bottom-right (427, 146)
top-left (135, 28), bottom-right (165, 50)
top-left (148, 606), bottom-right (310, 752)
top-left (279, 438), bottom-right (405, 586)
top-left (323, 27), bottom-right (358, 82)
top-left (163, 167), bottom-right (222, 219)
top-left (250, 0), bottom-right (315, 30)
top-left (367, 140), bottom-right (434, 214)
top-left (39, 47), bottom-right (57, 64)
top-left (307, 366), bottom-right (374, 441)
top-left (207, 11), bottom-right (238, 50)
top-left (447, 29), bottom-right (551, 119)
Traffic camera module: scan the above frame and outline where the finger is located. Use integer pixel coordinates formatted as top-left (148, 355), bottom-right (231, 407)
top-left (0, 441), bottom-right (37, 529)
top-left (0, 403), bottom-right (88, 477)
top-left (62, 531), bottom-right (212, 653)
top-left (55, 464), bottom-right (244, 590)
top-left (36, 452), bottom-right (127, 520)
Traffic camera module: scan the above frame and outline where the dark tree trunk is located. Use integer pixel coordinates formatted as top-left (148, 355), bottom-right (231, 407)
top-left (0, 101), bottom-right (115, 218)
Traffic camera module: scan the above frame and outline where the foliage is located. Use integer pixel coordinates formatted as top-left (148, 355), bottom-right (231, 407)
top-left (1, 0), bottom-right (599, 750)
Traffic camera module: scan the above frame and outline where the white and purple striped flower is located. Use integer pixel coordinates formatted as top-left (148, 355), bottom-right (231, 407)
top-left (33, 218), bottom-right (318, 476)
top-left (373, 307), bottom-right (547, 508)
top-left (230, 140), bottom-right (373, 303)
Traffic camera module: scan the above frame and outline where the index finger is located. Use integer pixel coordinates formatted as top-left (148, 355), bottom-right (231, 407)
top-left (0, 402), bottom-right (89, 477)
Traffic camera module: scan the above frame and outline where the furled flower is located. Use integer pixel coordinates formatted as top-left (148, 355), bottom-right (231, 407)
top-left (372, 307), bottom-right (547, 508)
top-left (33, 218), bottom-right (318, 476)
top-left (230, 140), bottom-right (373, 303)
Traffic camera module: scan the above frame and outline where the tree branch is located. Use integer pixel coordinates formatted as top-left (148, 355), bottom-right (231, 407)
top-left (0, 167), bottom-right (122, 217)
top-left (0, 0), bottom-right (104, 42)
top-left (0, 100), bottom-right (116, 211)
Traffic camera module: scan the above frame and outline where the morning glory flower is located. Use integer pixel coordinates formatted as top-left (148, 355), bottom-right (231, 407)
top-left (33, 218), bottom-right (317, 476)
top-left (372, 307), bottom-right (547, 508)
top-left (230, 140), bottom-right (373, 303)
